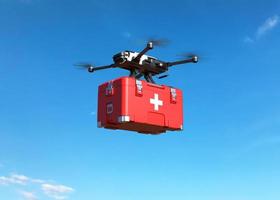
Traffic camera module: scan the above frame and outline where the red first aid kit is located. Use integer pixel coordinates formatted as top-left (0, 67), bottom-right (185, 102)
top-left (97, 76), bottom-right (183, 134)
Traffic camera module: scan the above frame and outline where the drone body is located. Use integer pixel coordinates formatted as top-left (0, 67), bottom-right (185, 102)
top-left (76, 41), bottom-right (199, 134)
top-left (113, 51), bottom-right (158, 65)
top-left (77, 41), bottom-right (198, 83)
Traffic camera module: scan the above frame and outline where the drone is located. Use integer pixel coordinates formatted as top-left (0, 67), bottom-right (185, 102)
top-left (76, 41), bottom-right (198, 83)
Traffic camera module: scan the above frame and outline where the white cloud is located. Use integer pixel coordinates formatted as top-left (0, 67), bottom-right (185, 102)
top-left (0, 173), bottom-right (47, 186)
top-left (31, 179), bottom-right (46, 184)
top-left (0, 173), bottom-right (74, 200)
top-left (0, 173), bottom-right (29, 185)
top-left (42, 183), bottom-right (74, 200)
top-left (11, 174), bottom-right (30, 184)
top-left (256, 15), bottom-right (279, 38)
top-left (0, 176), bottom-right (9, 185)
top-left (244, 15), bottom-right (279, 43)
top-left (19, 191), bottom-right (38, 200)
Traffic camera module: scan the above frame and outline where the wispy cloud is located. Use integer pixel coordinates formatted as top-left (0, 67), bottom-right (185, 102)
top-left (42, 183), bottom-right (74, 200)
top-left (256, 15), bottom-right (279, 38)
top-left (19, 191), bottom-right (38, 200)
top-left (0, 173), bottom-right (74, 200)
top-left (0, 173), bottom-right (46, 185)
top-left (0, 173), bottom-right (29, 185)
top-left (244, 15), bottom-right (279, 43)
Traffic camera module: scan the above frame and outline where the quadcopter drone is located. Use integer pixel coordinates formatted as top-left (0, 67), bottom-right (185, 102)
top-left (76, 41), bottom-right (198, 83)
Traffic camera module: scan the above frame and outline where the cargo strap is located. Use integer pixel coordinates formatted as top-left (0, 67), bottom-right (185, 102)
top-left (135, 79), bottom-right (143, 96)
top-left (170, 88), bottom-right (177, 103)
top-left (106, 81), bottom-right (114, 96)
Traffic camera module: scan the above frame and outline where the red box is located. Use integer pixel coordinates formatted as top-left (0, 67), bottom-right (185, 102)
top-left (97, 76), bottom-right (183, 134)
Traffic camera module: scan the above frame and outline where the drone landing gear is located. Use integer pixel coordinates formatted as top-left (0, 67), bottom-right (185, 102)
top-left (144, 73), bottom-right (155, 83)
top-left (129, 69), bottom-right (137, 77)
top-left (129, 69), bottom-right (155, 83)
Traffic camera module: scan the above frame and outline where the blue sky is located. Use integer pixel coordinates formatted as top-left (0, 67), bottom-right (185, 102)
top-left (1, 0), bottom-right (280, 199)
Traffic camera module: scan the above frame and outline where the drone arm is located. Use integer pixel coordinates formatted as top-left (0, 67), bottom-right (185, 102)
top-left (132, 42), bottom-right (153, 62)
top-left (88, 64), bottom-right (117, 72)
top-left (166, 56), bottom-right (198, 67)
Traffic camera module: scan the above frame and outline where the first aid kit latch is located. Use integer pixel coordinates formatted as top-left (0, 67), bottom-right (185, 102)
top-left (170, 88), bottom-right (177, 103)
top-left (135, 79), bottom-right (143, 96)
top-left (106, 81), bottom-right (114, 96)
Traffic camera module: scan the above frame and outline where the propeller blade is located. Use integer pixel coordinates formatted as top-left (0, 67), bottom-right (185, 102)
top-left (179, 52), bottom-right (199, 58)
top-left (148, 37), bottom-right (170, 47)
top-left (178, 51), bottom-right (212, 62)
top-left (74, 63), bottom-right (95, 72)
top-left (130, 36), bottom-right (170, 48)
top-left (177, 52), bottom-right (200, 63)
top-left (74, 63), bottom-right (94, 68)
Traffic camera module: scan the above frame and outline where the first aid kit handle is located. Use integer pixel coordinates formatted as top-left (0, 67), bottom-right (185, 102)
top-left (147, 83), bottom-right (164, 89)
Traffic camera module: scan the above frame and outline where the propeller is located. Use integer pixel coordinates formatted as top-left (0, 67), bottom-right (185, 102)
top-left (178, 52), bottom-right (200, 63)
top-left (74, 63), bottom-right (95, 72)
top-left (180, 50), bottom-right (213, 63)
top-left (147, 37), bottom-right (170, 47)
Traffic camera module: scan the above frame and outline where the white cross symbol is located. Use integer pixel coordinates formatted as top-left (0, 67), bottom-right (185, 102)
top-left (150, 93), bottom-right (163, 111)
